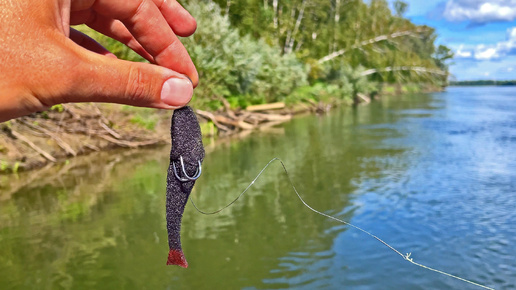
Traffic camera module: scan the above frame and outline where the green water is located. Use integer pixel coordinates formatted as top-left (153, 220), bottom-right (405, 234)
top-left (1, 87), bottom-right (515, 289)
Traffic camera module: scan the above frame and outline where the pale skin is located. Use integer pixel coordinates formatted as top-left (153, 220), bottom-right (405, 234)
top-left (0, 0), bottom-right (199, 122)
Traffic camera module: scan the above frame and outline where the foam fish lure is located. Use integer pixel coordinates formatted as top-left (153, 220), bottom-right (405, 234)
top-left (166, 106), bottom-right (205, 268)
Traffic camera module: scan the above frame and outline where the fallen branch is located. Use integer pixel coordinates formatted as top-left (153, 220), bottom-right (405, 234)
top-left (98, 120), bottom-right (122, 139)
top-left (84, 143), bottom-right (100, 151)
top-left (248, 112), bottom-right (291, 122)
top-left (214, 115), bottom-right (255, 130)
top-left (356, 93), bottom-right (371, 104)
top-left (98, 135), bottom-right (163, 148)
top-left (195, 109), bottom-right (230, 132)
top-left (11, 130), bottom-right (57, 162)
top-left (246, 102), bottom-right (286, 112)
top-left (18, 119), bottom-right (77, 156)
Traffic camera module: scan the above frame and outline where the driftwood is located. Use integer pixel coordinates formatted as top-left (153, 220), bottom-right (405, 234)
top-left (195, 110), bottom-right (230, 132)
top-left (214, 115), bottom-right (255, 130)
top-left (99, 120), bottom-right (122, 139)
top-left (246, 102), bottom-right (286, 112)
top-left (98, 135), bottom-right (162, 148)
top-left (356, 93), bottom-right (371, 104)
top-left (196, 106), bottom-right (294, 136)
top-left (10, 129), bottom-right (57, 162)
top-left (18, 119), bottom-right (77, 156)
top-left (0, 103), bottom-right (168, 172)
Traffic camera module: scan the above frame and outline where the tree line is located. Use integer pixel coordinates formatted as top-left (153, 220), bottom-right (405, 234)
top-left (78, 0), bottom-right (453, 110)
top-left (450, 80), bottom-right (516, 86)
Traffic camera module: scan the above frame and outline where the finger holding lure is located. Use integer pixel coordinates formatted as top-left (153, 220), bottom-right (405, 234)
top-left (166, 106), bottom-right (204, 268)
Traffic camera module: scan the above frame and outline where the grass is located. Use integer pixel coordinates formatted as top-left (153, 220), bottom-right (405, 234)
top-left (121, 106), bottom-right (159, 130)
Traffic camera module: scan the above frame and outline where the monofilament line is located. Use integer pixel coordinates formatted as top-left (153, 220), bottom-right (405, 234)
top-left (190, 158), bottom-right (494, 290)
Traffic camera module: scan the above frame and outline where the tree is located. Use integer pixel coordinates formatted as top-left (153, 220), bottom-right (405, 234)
top-left (393, 0), bottom-right (408, 17)
top-left (433, 45), bottom-right (454, 71)
top-left (195, 0), bottom-right (452, 86)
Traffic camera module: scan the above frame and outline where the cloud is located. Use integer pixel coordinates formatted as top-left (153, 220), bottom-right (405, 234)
top-left (456, 45), bottom-right (473, 58)
top-left (476, 46), bottom-right (501, 59)
top-left (454, 27), bottom-right (516, 60)
top-left (444, 0), bottom-right (516, 23)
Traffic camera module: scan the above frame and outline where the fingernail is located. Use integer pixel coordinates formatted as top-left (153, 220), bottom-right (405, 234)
top-left (161, 78), bottom-right (193, 107)
top-left (184, 75), bottom-right (193, 85)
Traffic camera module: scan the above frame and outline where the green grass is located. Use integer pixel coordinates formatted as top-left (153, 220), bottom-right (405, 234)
top-left (121, 106), bottom-right (159, 130)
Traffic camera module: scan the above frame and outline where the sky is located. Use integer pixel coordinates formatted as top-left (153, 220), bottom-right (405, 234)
top-left (388, 0), bottom-right (516, 80)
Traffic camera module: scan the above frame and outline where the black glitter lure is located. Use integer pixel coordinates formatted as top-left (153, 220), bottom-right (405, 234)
top-left (166, 106), bottom-right (204, 268)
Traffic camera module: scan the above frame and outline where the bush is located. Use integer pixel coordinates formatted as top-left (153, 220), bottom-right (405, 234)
top-left (183, 1), bottom-right (308, 109)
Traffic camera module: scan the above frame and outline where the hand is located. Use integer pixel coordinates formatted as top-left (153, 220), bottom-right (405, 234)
top-left (0, 0), bottom-right (198, 122)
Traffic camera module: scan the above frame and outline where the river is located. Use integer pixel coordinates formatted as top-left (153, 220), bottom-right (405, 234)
top-left (0, 86), bottom-right (515, 289)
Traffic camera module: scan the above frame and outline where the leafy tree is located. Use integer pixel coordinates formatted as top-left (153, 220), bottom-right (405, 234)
top-left (393, 0), bottom-right (408, 17)
top-left (182, 1), bottom-right (308, 109)
top-left (206, 0), bottom-right (451, 86)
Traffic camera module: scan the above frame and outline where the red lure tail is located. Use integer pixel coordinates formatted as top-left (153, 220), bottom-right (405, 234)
top-left (167, 249), bottom-right (188, 268)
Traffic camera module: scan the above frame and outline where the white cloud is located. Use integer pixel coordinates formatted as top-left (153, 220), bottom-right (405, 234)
top-left (454, 27), bottom-right (516, 60)
top-left (475, 46), bottom-right (500, 59)
top-left (450, 54), bottom-right (516, 80)
top-left (444, 0), bottom-right (516, 23)
top-left (455, 45), bottom-right (473, 58)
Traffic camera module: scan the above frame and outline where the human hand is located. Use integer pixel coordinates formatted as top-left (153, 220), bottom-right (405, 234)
top-left (0, 0), bottom-right (198, 122)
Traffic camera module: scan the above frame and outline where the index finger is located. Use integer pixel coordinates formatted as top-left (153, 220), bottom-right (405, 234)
top-left (152, 0), bottom-right (197, 37)
top-left (90, 0), bottom-right (198, 86)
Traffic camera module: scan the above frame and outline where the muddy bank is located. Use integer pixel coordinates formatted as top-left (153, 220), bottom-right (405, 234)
top-left (0, 103), bottom-right (171, 173)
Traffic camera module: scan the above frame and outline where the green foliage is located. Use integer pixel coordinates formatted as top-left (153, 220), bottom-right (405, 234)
top-left (433, 44), bottom-right (454, 71)
top-left (0, 160), bottom-right (8, 172)
top-left (123, 107), bottom-right (159, 130)
top-left (199, 121), bottom-right (217, 136)
top-left (50, 104), bottom-right (64, 113)
top-left (327, 64), bottom-right (377, 96)
top-left (0, 121), bottom-right (12, 132)
top-left (286, 82), bottom-right (353, 105)
top-left (130, 115), bottom-right (157, 130)
top-left (12, 162), bottom-right (20, 174)
top-left (394, 0), bottom-right (409, 17)
top-left (183, 1), bottom-right (308, 109)
top-left (208, 0), bottom-right (450, 85)
top-left (383, 85), bottom-right (396, 94)
top-left (401, 84), bottom-right (420, 93)
top-left (74, 25), bottom-right (146, 62)
top-left (68, 0), bottom-right (450, 112)
top-left (0, 160), bottom-right (20, 173)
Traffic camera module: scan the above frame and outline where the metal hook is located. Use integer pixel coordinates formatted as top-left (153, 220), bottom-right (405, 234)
top-left (173, 156), bottom-right (202, 182)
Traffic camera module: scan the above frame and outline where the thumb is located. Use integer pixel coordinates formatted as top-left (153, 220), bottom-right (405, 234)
top-left (49, 46), bottom-right (194, 110)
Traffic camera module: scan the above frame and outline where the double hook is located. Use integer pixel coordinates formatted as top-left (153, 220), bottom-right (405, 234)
top-left (173, 156), bottom-right (202, 182)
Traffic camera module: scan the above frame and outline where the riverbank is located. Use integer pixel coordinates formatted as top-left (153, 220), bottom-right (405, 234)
top-left (0, 83), bottom-right (442, 174)
top-left (0, 101), bottom-right (332, 173)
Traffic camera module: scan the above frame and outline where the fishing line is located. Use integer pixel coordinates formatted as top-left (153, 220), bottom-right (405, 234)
top-left (190, 157), bottom-right (494, 290)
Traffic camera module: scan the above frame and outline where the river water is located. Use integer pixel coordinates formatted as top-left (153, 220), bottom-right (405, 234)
top-left (1, 86), bottom-right (515, 289)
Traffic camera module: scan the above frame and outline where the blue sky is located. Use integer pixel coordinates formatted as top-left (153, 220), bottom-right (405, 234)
top-left (388, 0), bottom-right (516, 80)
